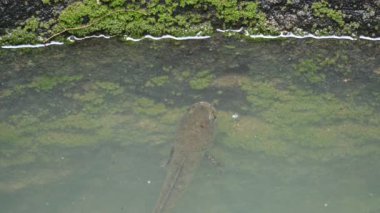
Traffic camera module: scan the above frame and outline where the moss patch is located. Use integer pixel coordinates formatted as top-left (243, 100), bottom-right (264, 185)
top-left (10, 75), bottom-right (82, 95)
top-left (1, 0), bottom-right (277, 45)
top-left (218, 78), bottom-right (380, 160)
top-left (189, 70), bottom-right (215, 90)
top-left (145, 75), bottom-right (170, 87)
top-left (0, 17), bottom-right (40, 45)
top-left (64, 81), bottom-right (124, 113)
top-left (312, 0), bottom-right (345, 27)
top-left (133, 97), bottom-right (167, 116)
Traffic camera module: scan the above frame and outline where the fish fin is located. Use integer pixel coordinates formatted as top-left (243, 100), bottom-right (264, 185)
top-left (160, 146), bottom-right (175, 168)
top-left (157, 158), bottom-right (186, 213)
top-left (163, 146), bottom-right (175, 168)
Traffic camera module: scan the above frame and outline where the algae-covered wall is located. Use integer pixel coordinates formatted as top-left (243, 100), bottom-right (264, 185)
top-left (0, 0), bottom-right (379, 45)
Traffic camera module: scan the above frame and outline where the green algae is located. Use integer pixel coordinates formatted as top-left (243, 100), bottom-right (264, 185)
top-left (30, 75), bottom-right (83, 92)
top-left (42, 0), bottom-right (51, 5)
top-left (189, 70), bottom-right (215, 90)
top-left (0, 89), bottom-right (13, 98)
top-left (42, 113), bottom-right (102, 131)
top-left (1, 38), bottom-right (379, 169)
top-left (145, 75), bottom-right (170, 87)
top-left (2, 75), bottom-right (380, 165)
top-left (9, 111), bottom-right (43, 128)
top-left (172, 69), bottom-right (191, 82)
top-left (293, 59), bottom-right (325, 84)
top-left (37, 131), bottom-right (97, 146)
top-left (1, 0), bottom-right (277, 45)
top-left (95, 81), bottom-right (124, 95)
top-left (0, 0), bottom-right (374, 45)
top-left (0, 17), bottom-right (40, 45)
top-left (312, 0), bottom-right (345, 27)
top-left (63, 81), bottom-right (124, 113)
top-left (0, 122), bottom-right (39, 168)
top-left (0, 123), bottom-right (20, 143)
top-left (133, 97), bottom-right (167, 116)
top-left (159, 108), bottom-right (183, 125)
top-left (211, 76), bottom-right (380, 161)
top-left (1, 89), bottom-right (176, 152)
top-left (41, 0), bottom-right (62, 5)
top-left (54, 0), bottom-right (204, 38)
top-left (1, 99), bottom-right (170, 154)
top-left (33, 112), bottom-right (131, 147)
top-left (292, 51), bottom-right (354, 85)
top-left (8, 75), bottom-right (83, 95)
top-left (1, 40), bottom-right (379, 209)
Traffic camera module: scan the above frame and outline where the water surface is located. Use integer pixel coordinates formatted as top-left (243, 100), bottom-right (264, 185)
top-left (0, 37), bottom-right (379, 213)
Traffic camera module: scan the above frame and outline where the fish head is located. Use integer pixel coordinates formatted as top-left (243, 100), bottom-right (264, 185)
top-left (187, 101), bottom-right (217, 129)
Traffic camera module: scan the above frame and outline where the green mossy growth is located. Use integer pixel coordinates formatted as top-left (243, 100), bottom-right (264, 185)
top-left (63, 81), bottom-right (123, 113)
top-left (0, 123), bottom-right (20, 143)
top-left (292, 52), bottom-right (353, 85)
top-left (145, 75), bottom-right (169, 87)
top-left (42, 0), bottom-right (51, 5)
top-left (189, 70), bottom-right (215, 90)
top-left (37, 132), bottom-right (97, 147)
top-left (101, 0), bottom-right (126, 7)
top-left (230, 78), bottom-right (380, 160)
top-left (0, 17), bottom-right (40, 45)
top-left (294, 59), bottom-right (325, 84)
top-left (312, 0), bottom-right (345, 27)
top-left (1, 0), bottom-right (279, 45)
top-left (30, 75), bottom-right (83, 92)
top-left (0, 89), bottom-right (13, 98)
top-left (95, 81), bottom-right (124, 95)
top-left (0, 150), bottom-right (37, 168)
top-left (10, 75), bottom-right (83, 94)
top-left (133, 97), bottom-right (167, 116)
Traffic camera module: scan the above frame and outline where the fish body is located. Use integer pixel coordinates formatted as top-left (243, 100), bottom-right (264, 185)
top-left (153, 102), bottom-right (216, 213)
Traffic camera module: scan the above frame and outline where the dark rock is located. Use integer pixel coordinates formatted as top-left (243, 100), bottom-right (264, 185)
top-left (0, 0), bottom-right (70, 31)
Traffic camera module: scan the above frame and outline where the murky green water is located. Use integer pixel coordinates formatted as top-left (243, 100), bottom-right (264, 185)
top-left (1, 38), bottom-right (380, 213)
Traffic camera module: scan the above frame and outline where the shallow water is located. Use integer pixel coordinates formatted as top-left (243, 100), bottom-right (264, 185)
top-left (0, 37), bottom-right (380, 213)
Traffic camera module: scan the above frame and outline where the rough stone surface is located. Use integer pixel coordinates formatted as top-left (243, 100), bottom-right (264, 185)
top-left (259, 0), bottom-right (379, 35)
top-left (0, 0), bottom-right (379, 45)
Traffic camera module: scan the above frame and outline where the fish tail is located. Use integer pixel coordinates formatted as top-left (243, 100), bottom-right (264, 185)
top-left (153, 158), bottom-right (186, 213)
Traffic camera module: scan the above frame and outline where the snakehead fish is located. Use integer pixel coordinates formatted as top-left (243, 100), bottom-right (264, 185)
top-left (153, 102), bottom-right (216, 213)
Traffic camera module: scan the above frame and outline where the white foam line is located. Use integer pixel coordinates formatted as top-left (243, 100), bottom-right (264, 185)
top-left (124, 34), bottom-right (210, 41)
top-left (216, 28), bottom-right (244, 33)
top-left (248, 32), bottom-right (357, 40)
top-left (1, 41), bottom-right (64, 49)
top-left (2, 31), bottom-right (378, 49)
top-left (359, 36), bottom-right (380, 41)
top-left (67, 34), bottom-right (112, 41)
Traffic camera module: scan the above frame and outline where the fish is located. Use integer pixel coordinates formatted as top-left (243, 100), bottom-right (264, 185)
top-left (153, 101), bottom-right (217, 213)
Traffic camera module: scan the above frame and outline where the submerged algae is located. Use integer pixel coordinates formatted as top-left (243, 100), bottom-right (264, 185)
top-left (2, 73), bottom-right (380, 165)
top-left (292, 51), bottom-right (355, 85)
top-left (189, 70), bottom-right (215, 90)
top-left (1, 38), bottom-right (379, 168)
top-left (0, 168), bottom-right (71, 193)
top-left (214, 77), bottom-right (380, 160)
top-left (6, 75), bottom-right (83, 95)
top-left (64, 81), bottom-right (124, 113)
top-left (133, 97), bottom-right (167, 116)
top-left (0, 123), bottom-right (20, 143)
top-left (145, 75), bottom-right (170, 87)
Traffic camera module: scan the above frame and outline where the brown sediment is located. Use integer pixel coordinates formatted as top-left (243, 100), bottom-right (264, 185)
top-left (153, 102), bottom-right (216, 213)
